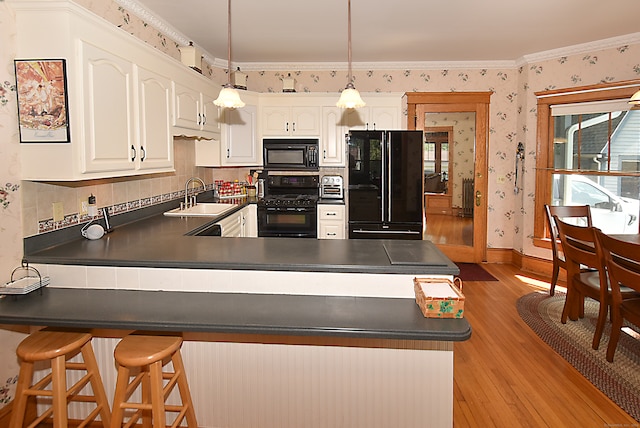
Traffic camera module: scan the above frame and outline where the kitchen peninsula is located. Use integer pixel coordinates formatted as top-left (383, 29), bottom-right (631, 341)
top-left (4, 204), bottom-right (469, 428)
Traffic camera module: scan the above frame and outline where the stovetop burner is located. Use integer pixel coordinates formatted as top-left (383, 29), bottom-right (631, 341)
top-left (259, 194), bottom-right (318, 207)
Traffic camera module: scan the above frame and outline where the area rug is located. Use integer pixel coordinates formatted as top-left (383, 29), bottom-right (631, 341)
top-left (517, 292), bottom-right (640, 422)
top-left (455, 263), bottom-right (498, 281)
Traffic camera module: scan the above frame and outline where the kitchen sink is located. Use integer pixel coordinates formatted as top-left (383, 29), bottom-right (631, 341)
top-left (163, 203), bottom-right (238, 217)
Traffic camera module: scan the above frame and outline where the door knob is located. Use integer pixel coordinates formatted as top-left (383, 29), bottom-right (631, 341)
top-left (475, 190), bottom-right (482, 206)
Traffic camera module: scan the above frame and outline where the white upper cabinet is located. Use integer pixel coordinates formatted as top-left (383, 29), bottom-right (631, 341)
top-left (346, 105), bottom-right (400, 131)
top-left (80, 41), bottom-right (136, 174)
top-left (261, 105), bottom-right (320, 137)
top-left (137, 66), bottom-right (173, 171)
top-left (173, 81), bottom-right (221, 138)
top-left (320, 96), bottom-right (403, 166)
top-left (11, 0), bottom-right (182, 180)
top-left (196, 91), bottom-right (261, 167)
top-left (320, 107), bottom-right (347, 167)
top-left (222, 103), bottom-right (260, 165)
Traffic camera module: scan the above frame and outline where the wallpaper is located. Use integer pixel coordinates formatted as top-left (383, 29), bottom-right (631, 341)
top-left (0, 0), bottom-right (639, 409)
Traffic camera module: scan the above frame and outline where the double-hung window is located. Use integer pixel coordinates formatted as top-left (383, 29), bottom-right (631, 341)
top-left (534, 80), bottom-right (640, 243)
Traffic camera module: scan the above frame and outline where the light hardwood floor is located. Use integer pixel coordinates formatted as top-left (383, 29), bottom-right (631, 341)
top-left (454, 263), bottom-right (637, 427)
top-left (425, 214), bottom-right (473, 246)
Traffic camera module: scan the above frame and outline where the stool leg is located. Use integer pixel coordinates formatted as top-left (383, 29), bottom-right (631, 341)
top-left (81, 341), bottom-right (112, 427)
top-left (149, 360), bottom-right (166, 428)
top-left (51, 354), bottom-right (68, 428)
top-left (111, 365), bottom-right (131, 428)
top-left (141, 369), bottom-right (152, 428)
top-left (172, 351), bottom-right (198, 427)
top-left (9, 361), bottom-right (35, 428)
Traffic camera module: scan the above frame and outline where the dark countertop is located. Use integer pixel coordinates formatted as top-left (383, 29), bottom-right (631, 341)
top-left (23, 200), bottom-right (459, 275)
top-left (0, 287), bottom-right (471, 341)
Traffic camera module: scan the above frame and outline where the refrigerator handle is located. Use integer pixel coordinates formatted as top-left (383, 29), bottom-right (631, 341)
top-left (380, 138), bottom-right (386, 222)
top-left (387, 133), bottom-right (392, 221)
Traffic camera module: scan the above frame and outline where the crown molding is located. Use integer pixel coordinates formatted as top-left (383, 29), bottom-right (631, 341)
top-left (516, 32), bottom-right (640, 66)
top-left (117, 0), bottom-right (640, 72)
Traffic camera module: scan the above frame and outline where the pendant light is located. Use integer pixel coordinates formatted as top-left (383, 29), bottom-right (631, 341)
top-left (214, 0), bottom-right (245, 109)
top-left (336, 0), bottom-right (365, 109)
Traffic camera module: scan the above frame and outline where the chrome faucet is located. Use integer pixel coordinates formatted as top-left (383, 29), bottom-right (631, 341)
top-left (184, 177), bottom-right (206, 209)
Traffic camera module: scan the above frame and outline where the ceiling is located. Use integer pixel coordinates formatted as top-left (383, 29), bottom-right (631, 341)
top-left (127, 0), bottom-right (640, 68)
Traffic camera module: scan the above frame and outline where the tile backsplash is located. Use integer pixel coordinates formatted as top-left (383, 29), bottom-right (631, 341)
top-left (21, 138), bottom-right (251, 237)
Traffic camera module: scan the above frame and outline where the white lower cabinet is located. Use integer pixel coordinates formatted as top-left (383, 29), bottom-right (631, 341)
top-left (243, 205), bottom-right (258, 237)
top-left (216, 205), bottom-right (257, 237)
top-left (318, 204), bottom-right (346, 239)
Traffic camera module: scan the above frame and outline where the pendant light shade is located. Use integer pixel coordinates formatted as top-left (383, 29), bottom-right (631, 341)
top-left (214, 0), bottom-right (244, 109)
top-left (336, 0), bottom-right (365, 109)
top-left (630, 89), bottom-right (640, 106)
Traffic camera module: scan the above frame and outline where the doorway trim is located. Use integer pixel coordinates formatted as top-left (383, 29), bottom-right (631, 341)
top-left (404, 92), bottom-right (492, 263)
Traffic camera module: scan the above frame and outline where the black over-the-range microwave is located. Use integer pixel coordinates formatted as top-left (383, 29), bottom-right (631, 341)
top-left (263, 138), bottom-right (319, 170)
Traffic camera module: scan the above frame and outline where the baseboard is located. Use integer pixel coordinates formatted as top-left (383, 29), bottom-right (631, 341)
top-left (511, 249), bottom-right (564, 282)
top-left (485, 248), bottom-right (513, 263)
top-left (484, 247), bottom-right (560, 282)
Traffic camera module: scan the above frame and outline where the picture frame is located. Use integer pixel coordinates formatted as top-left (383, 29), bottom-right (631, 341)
top-left (14, 59), bottom-right (70, 143)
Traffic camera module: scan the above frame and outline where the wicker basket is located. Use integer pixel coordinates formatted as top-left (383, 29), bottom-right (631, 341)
top-left (413, 277), bottom-right (465, 319)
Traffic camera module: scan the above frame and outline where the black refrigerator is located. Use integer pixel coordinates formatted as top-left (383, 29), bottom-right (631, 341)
top-left (348, 130), bottom-right (424, 240)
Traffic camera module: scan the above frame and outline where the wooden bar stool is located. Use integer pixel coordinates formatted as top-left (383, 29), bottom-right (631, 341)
top-left (10, 329), bottom-right (111, 428)
top-left (111, 335), bottom-right (197, 428)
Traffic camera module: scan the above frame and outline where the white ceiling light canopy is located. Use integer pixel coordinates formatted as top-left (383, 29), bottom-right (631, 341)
top-left (336, 0), bottom-right (365, 109)
top-left (214, 0), bottom-right (245, 109)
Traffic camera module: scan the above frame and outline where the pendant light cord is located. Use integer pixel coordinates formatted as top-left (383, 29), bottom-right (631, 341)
top-left (226, 0), bottom-right (232, 85)
top-left (347, 0), bottom-right (353, 85)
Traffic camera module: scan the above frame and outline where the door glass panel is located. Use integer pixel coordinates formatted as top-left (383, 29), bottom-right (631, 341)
top-left (423, 113), bottom-right (476, 246)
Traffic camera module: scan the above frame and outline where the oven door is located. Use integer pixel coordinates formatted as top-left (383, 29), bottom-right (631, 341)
top-left (258, 206), bottom-right (317, 238)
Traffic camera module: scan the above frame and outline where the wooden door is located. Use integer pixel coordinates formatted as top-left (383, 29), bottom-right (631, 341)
top-left (406, 92), bottom-right (491, 262)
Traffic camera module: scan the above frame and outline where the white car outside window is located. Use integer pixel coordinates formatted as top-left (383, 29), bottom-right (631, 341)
top-left (553, 175), bottom-right (639, 234)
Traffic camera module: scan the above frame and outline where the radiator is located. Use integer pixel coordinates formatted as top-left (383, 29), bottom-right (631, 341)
top-left (462, 178), bottom-right (474, 217)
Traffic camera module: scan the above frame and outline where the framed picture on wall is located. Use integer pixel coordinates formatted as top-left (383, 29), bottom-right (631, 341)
top-left (14, 59), bottom-right (70, 143)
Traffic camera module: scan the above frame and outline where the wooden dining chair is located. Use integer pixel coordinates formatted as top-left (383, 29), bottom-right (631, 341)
top-left (554, 217), bottom-right (609, 350)
top-left (544, 205), bottom-right (592, 295)
top-left (595, 230), bottom-right (640, 362)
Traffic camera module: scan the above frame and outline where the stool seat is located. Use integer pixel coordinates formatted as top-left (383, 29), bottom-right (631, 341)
top-left (111, 334), bottom-right (197, 428)
top-left (114, 335), bottom-right (182, 367)
top-left (10, 329), bottom-right (111, 428)
top-left (17, 330), bottom-right (93, 361)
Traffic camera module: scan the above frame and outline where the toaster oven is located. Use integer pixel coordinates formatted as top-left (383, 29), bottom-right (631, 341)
top-left (320, 175), bottom-right (344, 199)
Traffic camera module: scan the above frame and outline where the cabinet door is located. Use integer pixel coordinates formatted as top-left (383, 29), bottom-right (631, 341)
top-left (81, 42), bottom-right (136, 173)
top-left (345, 108), bottom-right (371, 130)
top-left (291, 106), bottom-right (320, 135)
top-left (217, 212), bottom-right (243, 237)
top-left (261, 106), bottom-right (290, 136)
top-left (320, 107), bottom-right (346, 166)
top-left (137, 66), bottom-right (173, 171)
top-left (318, 204), bottom-right (345, 239)
top-left (370, 106), bottom-right (399, 130)
top-left (201, 90), bottom-right (221, 134)
top-left (173, 82), bottom-right (201, 131)
top-left (223, 105), bottom-right (259, 165)
top-left (242, 205), bottom-right (258, 237)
